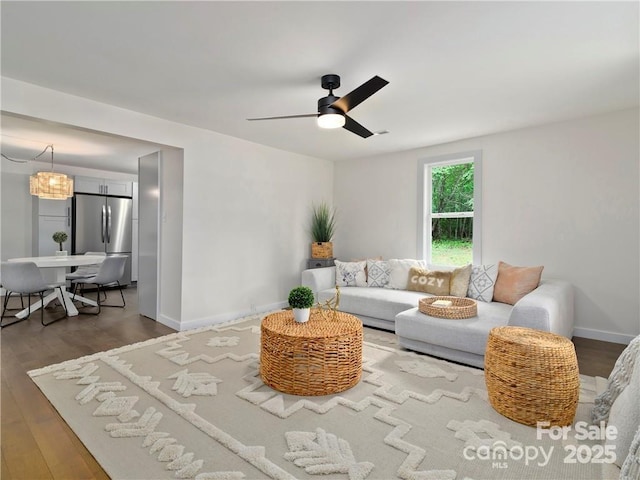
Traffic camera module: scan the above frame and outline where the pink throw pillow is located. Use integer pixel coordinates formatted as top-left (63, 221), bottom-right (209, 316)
top-left (493, 261), bottom-right (544, 305)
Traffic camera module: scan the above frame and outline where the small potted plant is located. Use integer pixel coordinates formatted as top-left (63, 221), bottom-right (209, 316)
top-left (288, 286), bottom-right (315, 323)
top-left (52, 231), bottom-right (68, 256)
top-left (310, 202), bottom-right (337, 259)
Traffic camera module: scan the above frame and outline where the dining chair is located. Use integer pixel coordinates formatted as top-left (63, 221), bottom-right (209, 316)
top-left (0, 272), bottom-right (24, 311)
top-left (1, 262), bottom-right (68, 327)
top-left (71, 255), bottom-right (127, 315)
top-left (66, 252), bottom-right (107, 299)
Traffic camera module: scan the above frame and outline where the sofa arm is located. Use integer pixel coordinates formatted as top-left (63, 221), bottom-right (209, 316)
top-left (301, 267), bottom-right (336, 296)
top-left (507, 279), bottom-right (574, 338)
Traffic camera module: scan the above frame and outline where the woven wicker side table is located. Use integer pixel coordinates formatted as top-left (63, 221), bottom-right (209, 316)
top-left (484, 326), bottom-right (579, 427)
top-left (260, 310), bottom-right (363, 396)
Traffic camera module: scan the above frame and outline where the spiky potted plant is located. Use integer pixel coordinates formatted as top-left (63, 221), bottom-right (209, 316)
top-left (52, 231), bottom-right (68, 256)
top-left (310, 202), bottom-right (337, 259)
top-left (288, 286), bottom-right (315, 323)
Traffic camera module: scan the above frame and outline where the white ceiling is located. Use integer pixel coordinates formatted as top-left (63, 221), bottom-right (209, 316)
top-left (1, 1), bottom-right (638, 170)
top-left (1, 113), bottom-right (168, 174)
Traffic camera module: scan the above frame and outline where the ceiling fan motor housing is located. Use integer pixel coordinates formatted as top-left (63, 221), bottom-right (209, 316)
top-left (318, 95), bottom-right (343, 116)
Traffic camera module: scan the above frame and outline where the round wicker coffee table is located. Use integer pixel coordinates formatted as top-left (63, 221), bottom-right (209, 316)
top-left (484, 326), bottom-right (579, 427)
top-left (260, 310), bottom-right (363, 396)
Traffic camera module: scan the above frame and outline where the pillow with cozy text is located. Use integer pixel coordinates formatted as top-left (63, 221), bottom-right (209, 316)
top-left (406, 267), bottom-right (451, 296)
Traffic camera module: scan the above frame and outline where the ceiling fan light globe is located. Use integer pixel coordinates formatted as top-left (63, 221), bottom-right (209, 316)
top-left (317, 113), bottom-right (345, 129)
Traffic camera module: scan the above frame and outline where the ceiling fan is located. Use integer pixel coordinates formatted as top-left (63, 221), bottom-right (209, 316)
top-left (247, 74), bottom-right (389, 138)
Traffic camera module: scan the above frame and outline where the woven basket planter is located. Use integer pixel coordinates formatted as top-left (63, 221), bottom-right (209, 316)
top-left (484, 326), bottom-right (579, 427)
top-left (311, 242), bottom-right (333, 259)
top-left (419, 296), bottom-right (477, 319)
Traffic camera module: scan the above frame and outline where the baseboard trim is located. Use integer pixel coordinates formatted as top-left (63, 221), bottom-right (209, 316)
top-left (175, 301), bottom-right (287, 331)
top-left (573, 327), bottom-right (635, 345)
top-left (156, 314), bottom-right (181, 331)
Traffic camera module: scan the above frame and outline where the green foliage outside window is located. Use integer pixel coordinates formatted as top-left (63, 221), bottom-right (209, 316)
top-left (431, 163), bottom-right (474, 241)
top-left (430, 163), bottom-right (474, 266)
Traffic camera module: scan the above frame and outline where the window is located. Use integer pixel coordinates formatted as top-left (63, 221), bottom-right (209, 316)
top-left (418, 151), bottom-right (482, 266)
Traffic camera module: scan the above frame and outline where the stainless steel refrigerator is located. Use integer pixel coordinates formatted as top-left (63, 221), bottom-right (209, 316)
top-left (72, 193), bottom-right (133, 285)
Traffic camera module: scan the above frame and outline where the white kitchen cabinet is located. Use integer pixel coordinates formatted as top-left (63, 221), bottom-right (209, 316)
top-left (34, 198), bottom-right (72, 256)
top-left (38, 216), bottom-right (71, 256)
top-left (75, 175), bottom-right (132, 197)
top-left (37, 198), bottom-right (72, 217)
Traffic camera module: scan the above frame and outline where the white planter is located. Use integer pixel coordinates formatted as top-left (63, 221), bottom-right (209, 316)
top-left (55, 250), bottom-right (68, 256)
top-left (293, 308), bottom-right (310, 323)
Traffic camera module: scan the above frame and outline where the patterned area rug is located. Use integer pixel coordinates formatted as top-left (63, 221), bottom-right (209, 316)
top-left (29, 313), bottom-right (613, 480)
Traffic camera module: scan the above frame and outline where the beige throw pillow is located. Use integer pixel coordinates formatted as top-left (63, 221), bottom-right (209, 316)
top-left (407, 267), bottom-right (451, 296)
top-left (450, 264), bottom-right (472, 297)
top-left (493, 261), bottom-right (544, 305)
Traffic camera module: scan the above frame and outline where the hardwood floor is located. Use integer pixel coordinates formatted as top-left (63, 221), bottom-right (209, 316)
top-left (0, 289), bottom-right (629, 479)
top-left (1, 287), bottom-right (174, 480)
top-left (572, 336), bottom-right (626, 378)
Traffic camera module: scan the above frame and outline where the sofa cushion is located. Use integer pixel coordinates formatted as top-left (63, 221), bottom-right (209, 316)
top-left (493, 261), bottom-right (544, 305)
top-left (450, 264), bottom-right (472, 297)
top-left (367, 259), bottom-right (390, 288)
top-left (387, 259), bottom-right (426, 290)
top-left (407, 267), bottom-right (451, 295)
top-left (395, 302), bottom-right (512, 356)
top-left (318, 286), bottom-right (426, 322)
top-left (335, 260), bottom-right (367, 287)
top-left (467, 264), bottom-right (498, 302)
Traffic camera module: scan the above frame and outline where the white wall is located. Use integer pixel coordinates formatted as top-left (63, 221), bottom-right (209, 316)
top-left (334, 108), bottom-right (639, 343)
top-left (1, 77), bottom-right (334, 330)
top-left (0, 160), bottom-right (33, 261)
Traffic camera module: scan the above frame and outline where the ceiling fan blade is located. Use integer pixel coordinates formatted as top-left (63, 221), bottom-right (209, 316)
top-left (343, 115), bottom-right (374, 138)
top-left (331, 76), bottom-right (389, 113)
top-left (247, 113), bottom-right (317, 121)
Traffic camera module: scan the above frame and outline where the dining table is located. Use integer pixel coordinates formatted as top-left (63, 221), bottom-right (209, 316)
top-left (7, 254), bottom-right (106, 318)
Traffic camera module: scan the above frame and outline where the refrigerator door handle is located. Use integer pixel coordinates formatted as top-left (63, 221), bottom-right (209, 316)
top-left (101, 205), bottom-right (106, 243)
top-left (107, 205), bottom-right (112, 244)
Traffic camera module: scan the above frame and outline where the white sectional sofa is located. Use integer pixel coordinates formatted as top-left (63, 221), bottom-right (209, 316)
top-left (301, 265), bottom-right (574, 368)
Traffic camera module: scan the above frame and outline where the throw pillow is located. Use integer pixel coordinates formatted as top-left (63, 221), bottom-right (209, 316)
top-left (606, 348), bottom-right (640, 467)
top-left (334, 260), bottom-right (367, 287)
top-left (450, 264), bottom-right (472, 297)
top-left (592, 334), bottom-right (640, 423)
top-left (467, 264), bottom-right (498, 302)
top-left (367, 259), bottom-right (390, 288)
top-left (407, 267), bottom-right (451, 295)
top-left (492, 261), bottom-right (544, 305)
top-left (620, 424), bottom-right (640, 479)
top-left (387, 259), bottom-right (426, 290)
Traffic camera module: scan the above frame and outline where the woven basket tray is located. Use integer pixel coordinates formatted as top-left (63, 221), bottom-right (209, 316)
top-left (419, 296), bottom-right (477, 319)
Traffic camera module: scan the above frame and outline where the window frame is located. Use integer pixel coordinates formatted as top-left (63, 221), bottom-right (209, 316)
top-left (417, 150), bottom-right (483, 266)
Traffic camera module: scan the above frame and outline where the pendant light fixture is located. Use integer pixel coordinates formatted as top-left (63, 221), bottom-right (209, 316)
top-left (29, 145), bottom-right (74, 200)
